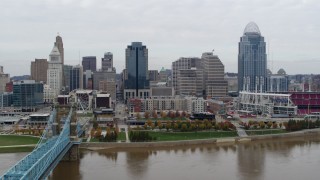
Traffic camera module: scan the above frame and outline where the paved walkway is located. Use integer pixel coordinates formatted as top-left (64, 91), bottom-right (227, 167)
top-left (231, 122), bottom-right (248, 137)
top-left (118, 125), bottom-right (130, 142)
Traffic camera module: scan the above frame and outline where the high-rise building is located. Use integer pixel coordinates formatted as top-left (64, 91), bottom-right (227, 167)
top-left (83, 70), bottom-right (93, 89)
top-left (93, 71), bottom-right (116, 90)
top-left (82, 56), bottom-right (97, 72)
top-left (63, 65), bottom-right (73, 92)
top-left (172, 57), bottom-right (203, 96)
top-left (47, 45), bottom-right (63, 100)
top-left (177, 68), bottom-right (204, 96)
top-left (30, 59), bottom-right (48, 83)
top-left (101, 52), bottom-right (113, 71)
top-left (238, 22), bottom-right (267, 92)
top-left (69, 65), bottom-right (83, 91)
top-left (54, 35), bottom-right (64, 65)
top-left (149, 70), bottom-right (159, 82)
top-left (201, 52), bottom-right (227, 98)
top-left (0, 66), bottom-right (10, 93)
top-left (12, 80), bottom-right (43, 112)
top-left (124, 42), bottom-right (150, 100)
top-left (98, 80), bottom-right (116, 100)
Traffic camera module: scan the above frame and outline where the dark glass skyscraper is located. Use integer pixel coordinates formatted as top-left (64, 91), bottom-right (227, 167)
top-left (238, 22), bottom-right (267, 92)
top-left (125, 42), bottom-right (149, 93)
top-left (82, 56), bottom-right (97, 72)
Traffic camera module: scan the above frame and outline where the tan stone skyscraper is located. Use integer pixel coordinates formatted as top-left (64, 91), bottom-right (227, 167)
top-left (54, 34), bottom-right (65, 87)
top-left (54, 35), bottom-right (64, 65)
top-left (30, 59), bottom-right (48, 83)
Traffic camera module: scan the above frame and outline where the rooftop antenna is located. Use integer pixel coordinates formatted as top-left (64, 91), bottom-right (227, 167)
top-left (79, 51), bottom-right (81, 65)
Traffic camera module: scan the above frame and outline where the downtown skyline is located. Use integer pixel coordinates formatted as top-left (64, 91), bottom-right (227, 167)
top-left (0, 0), bottom-right (319, 76)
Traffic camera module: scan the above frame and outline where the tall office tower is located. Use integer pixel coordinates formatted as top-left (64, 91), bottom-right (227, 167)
top-left (172, 57), bottom-right (203, 96)
top-left (54, 35), bottom-right (64, 65)
top-left (0, 66), bottom-right (10, 93)
top-left (98, 80), bottom-right (116, 100)
top-left (149, 70), bottom-right (159, 82)
top-left (238, 22), bottom-right (267, 92)
top-left (54, 35), bottom-right (65, 88)
top-left (102, 52), bottom-right (113, 71)
top-left (47, 45), bottom-right (63, 98)
top-left (69, 65), bottom-right (83, 91)
top-left (201, 52), bottom-right (228, 98)
top-left (30, 59), bottom-right (48, 83)
top-left (83, 70), bottom-right (93, 89)
top-left (63, 65), bottom-right (72, 93)
top-left (177, 68), bottom-right (204, 96)
top-left (124, 42), bottom-right (150, 100)
top-left (82, 56), bottom-right (97, 72)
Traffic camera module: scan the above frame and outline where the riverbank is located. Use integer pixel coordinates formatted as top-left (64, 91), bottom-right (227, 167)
top-left (80, 128), bottom-right (320, 150)
top-left (0, 135), bottom-right (39, 153)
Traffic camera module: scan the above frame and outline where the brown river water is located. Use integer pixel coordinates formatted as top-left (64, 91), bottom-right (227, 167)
top-left (1, 136), bottom-right (320, 180)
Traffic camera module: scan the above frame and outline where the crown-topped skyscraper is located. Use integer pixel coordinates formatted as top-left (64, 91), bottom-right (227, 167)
top-left (54, 34), bottom-right (64, 65)
top-left (238, 22), bottom-right (267, 92)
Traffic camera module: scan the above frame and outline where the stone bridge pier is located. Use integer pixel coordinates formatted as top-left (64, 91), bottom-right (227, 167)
top-left (62, 122), bottom-right (80, 161)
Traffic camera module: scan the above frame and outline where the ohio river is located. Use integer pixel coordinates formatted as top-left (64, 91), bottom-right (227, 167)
top-left (1, 136), bottom-right (320, 180)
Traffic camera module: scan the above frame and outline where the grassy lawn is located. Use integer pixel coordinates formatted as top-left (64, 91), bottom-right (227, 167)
top-left (148, 131), bottom-right (238, 141)
top-left (245, 129), bottom-right (287, 136)
top-left (118, 132), bottom-right (126, 141)
top-left (90, 138), bottom-right (99, 142)
top-left (0, 135), bottom-right (39, 146)
top-left (0, 146), bottom-right (34, 153)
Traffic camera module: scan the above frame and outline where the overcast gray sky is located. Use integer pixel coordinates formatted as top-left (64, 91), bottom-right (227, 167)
top-left (0, 0), bottom-right (319, 76)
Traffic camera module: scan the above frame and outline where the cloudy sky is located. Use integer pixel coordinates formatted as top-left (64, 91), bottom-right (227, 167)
top-left (0, 0), bottom-right (319, 76)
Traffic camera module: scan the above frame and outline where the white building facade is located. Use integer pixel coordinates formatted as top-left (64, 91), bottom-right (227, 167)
top-left (46, 46), bottom-right (63, 102)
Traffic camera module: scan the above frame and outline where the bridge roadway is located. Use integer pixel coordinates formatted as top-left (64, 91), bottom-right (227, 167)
top-left (0, 108), bottom-right (83, 180)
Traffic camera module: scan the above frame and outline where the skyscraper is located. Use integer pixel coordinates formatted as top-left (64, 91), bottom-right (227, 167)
top-left (172, 57), bottom-right (203, 96)
top-left (54, 35), bottom-right (64, 65)
top-left (82, 56), bottom-right (97, 72)
top-left (30, 59), bottom-right (48, 83)
top-left (54, 35), bottom-right (65, 88)
top-left (101, 52), bottom-right (113, 71)
top-left (201, 52), bottom-right (227, 98)
top-left (69, 65), bottom-right (83, 91)
top-left (124, 42), bottom-right (149, 100)
top-left (47, 45), bottom-right (63, 100)
top-left (238, 22), bottom-right (267, 92)
top-left (0, 66), bottom-right (10, 93)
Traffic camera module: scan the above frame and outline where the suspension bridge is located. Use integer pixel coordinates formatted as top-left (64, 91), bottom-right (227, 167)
top-left (0, 107), bottom-right (85, 180)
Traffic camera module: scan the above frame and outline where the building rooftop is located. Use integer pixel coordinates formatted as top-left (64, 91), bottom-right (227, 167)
top-left (243, 22), bottom-right (261, 35)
